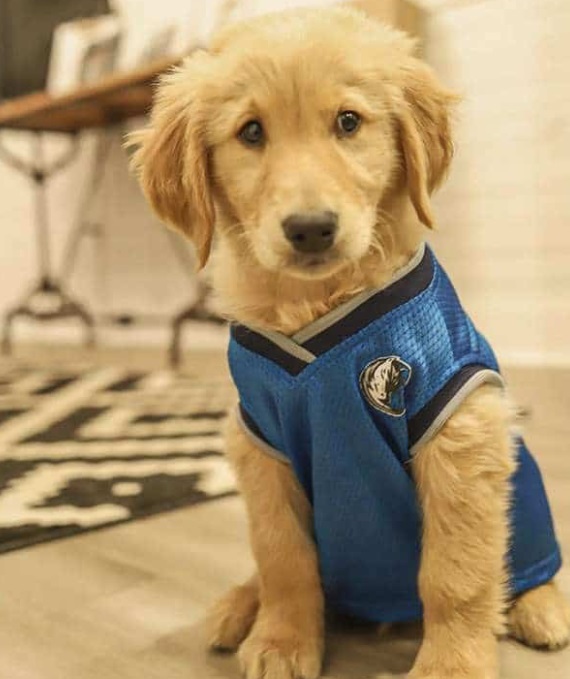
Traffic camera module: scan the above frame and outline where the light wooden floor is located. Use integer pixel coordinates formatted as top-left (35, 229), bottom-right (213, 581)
top-left (0, 349), bottom-right (569, 679)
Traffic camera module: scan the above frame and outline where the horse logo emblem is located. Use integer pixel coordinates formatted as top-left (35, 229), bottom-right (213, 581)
top-left (359, 356), bottom-right (412, 416)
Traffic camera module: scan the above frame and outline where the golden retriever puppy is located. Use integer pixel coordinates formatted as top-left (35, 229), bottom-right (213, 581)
top-left (131, 7), bottom-right (570, 679)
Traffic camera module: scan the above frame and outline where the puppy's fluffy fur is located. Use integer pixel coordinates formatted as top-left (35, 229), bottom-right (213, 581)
top-left (132, 8), bottom-right (570, 679)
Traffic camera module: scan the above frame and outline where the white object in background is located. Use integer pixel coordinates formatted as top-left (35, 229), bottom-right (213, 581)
top-left (47, 15), bottom-right (121, 95)
top-left (111, 0), bottom-right (230, 69)
top-left (226, 0), bottom-right (338, 23)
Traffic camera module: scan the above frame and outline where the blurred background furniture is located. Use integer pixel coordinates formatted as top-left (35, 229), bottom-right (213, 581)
top-left (0, 0), bottom-right (117, 352)
top-left (0, 58), bottom-right (179, 355)
top-left (0, 0), bottom-right (227, 366)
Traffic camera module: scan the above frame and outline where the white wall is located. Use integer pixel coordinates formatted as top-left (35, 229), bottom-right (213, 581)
top-left (0, 0), bottom-right (568, 361)
top-left (425, 0), bottom-right (570, 364)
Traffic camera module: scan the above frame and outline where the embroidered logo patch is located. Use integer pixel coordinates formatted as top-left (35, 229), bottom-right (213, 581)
top-left (359, 356), bottom-right (412, 416)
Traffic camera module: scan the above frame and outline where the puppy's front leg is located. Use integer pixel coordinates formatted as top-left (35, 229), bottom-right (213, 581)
top-left (225, 414), bottom-right (324, 679)
top-left (409, 386), bottom-right (516, 679)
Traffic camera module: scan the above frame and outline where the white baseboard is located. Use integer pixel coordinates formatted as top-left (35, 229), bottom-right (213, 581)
top-left (5, 319), bottom-right (230, 351)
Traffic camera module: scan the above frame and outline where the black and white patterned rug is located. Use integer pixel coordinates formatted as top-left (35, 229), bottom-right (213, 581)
top-left (0, 361), bottom-right (237, 554)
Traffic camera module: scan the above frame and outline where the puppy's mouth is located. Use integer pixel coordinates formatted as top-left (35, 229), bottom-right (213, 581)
top-left (283, 250), bottom-right (347, 279)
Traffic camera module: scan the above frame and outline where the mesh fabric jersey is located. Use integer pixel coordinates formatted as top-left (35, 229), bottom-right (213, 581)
top-left (228, 244), bottom-right (561, 622)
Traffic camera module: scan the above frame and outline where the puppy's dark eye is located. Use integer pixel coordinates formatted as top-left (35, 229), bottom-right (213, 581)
top-left (336, 110), bottom-right (361, 137)
top-left (238, 119), bottom-right (265, 147)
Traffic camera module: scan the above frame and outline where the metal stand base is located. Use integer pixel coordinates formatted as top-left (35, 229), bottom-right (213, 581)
top-left (169, 286), bottom-right (225, 369)
top-left (2, 277), bottom-right (95, 354)
top-left (0, 132), bottom-right (102, 355)
top-left (1, 131), bottom-right (223, 365)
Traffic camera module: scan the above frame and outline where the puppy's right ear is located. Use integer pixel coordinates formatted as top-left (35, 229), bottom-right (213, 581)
top-left (129, 55), bottom-right (215, 269)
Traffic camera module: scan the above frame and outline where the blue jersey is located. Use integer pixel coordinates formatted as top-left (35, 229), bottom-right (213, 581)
top-left (228, 244), bottom-right (561, 623)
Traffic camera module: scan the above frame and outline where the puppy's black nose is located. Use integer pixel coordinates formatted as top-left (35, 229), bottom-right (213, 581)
top-left (282, 212), bottom-right (338, 254)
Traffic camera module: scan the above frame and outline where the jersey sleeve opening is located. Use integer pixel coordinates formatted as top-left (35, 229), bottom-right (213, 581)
top-left (236, 404), bottom-right (291, 465)
top-left (408, 365), bottom-right (505, 456)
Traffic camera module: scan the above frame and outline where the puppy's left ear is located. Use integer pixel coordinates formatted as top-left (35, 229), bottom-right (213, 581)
top-left (395, 62), bottom-right (459, 228)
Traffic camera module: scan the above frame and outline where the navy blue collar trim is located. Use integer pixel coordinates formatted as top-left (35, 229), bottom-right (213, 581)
top-left (231, 246), bottom-right (434, 376)
top-left (302, 247), bottom-right (433, 355)
top-left (231, 325), bottom-right (309, 375)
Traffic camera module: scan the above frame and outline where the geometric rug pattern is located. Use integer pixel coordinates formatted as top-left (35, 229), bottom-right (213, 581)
top-left (0, 361), bottom-right (237, 554)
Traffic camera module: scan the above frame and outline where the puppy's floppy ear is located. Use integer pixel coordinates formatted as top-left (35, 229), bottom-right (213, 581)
top-left (395, 61), bottom-right (459, 229)
top-left (129, 54), bottom-right (215, 269)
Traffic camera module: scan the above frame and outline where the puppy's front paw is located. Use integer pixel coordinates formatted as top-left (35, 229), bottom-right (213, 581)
top-left (509, 580), bottom-right (570, 650)
top-left (207, 582), bottom-right (259, 652)
top-left (407, 633), bottom-right (498, 679)
top-left (238, 621), bottom-right (323, 679)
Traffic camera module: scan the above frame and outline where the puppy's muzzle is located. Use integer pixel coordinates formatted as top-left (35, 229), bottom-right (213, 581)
top-left (282, 211), bottom-right (338, 254)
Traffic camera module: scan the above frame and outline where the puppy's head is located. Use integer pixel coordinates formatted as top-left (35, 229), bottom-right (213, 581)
top-left (131, 7), bottom-right (457, 278)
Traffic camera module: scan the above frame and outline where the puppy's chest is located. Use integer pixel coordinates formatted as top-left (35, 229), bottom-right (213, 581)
top-left (229, 245), bottom-right (504, 484)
